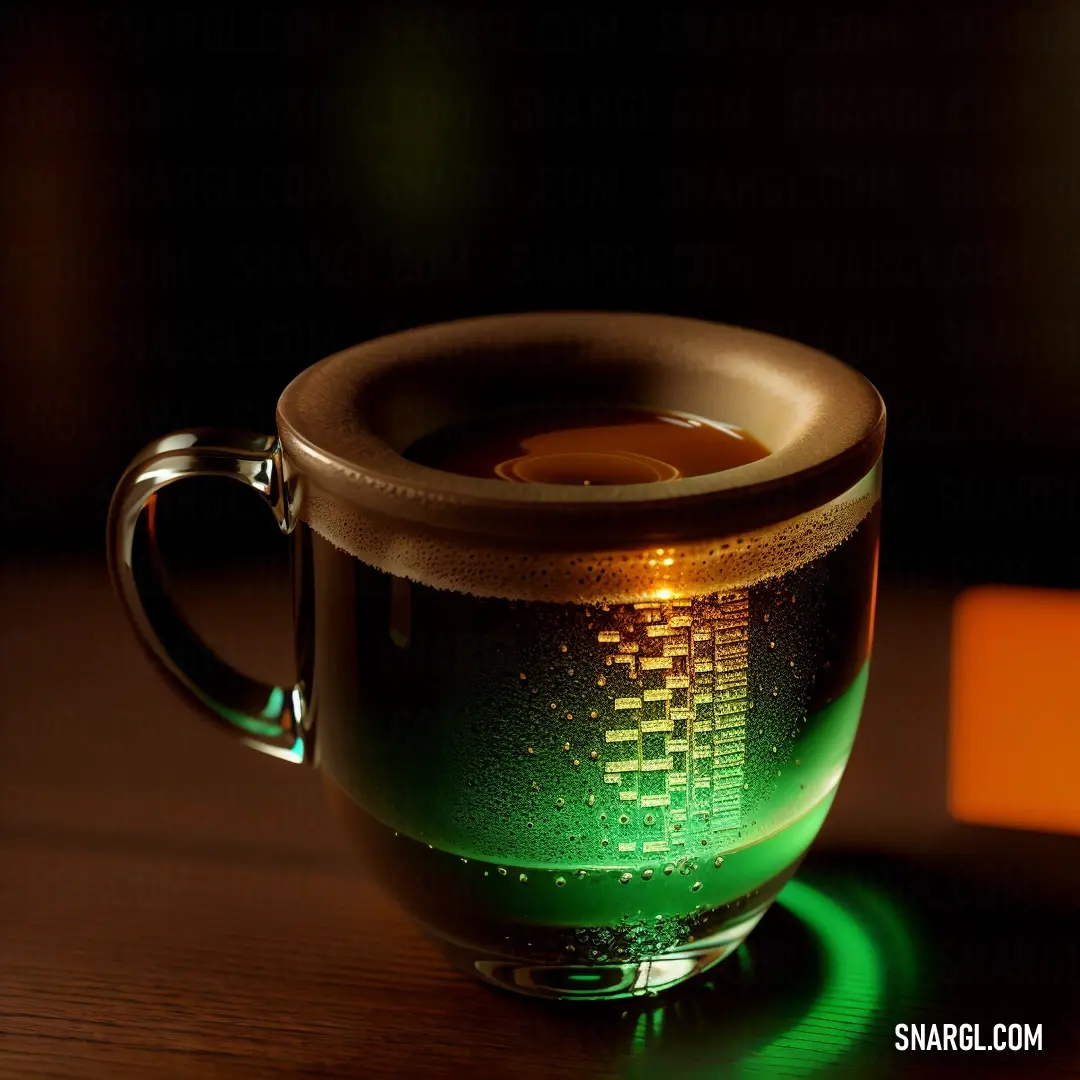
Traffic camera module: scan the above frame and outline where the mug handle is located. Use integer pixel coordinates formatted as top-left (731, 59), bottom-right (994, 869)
top-left (106, 429), bottom-right (308, 763)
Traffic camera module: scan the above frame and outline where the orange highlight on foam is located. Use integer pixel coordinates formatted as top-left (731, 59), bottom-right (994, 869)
top-left (950, 586), bottom-right (1080, 837)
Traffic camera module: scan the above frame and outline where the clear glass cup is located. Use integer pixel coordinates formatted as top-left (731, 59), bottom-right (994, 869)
top-left (107, 312), bottom-right (884, 1001)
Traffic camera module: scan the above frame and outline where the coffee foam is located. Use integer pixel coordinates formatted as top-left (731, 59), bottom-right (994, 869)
top-left (298, 464), bottom-right (879, 605)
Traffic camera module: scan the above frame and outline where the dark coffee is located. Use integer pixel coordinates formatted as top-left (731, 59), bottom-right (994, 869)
top-left (295, 493), bottom-right (880, 993)
top-left (403, 406), bottom-right (770, 485)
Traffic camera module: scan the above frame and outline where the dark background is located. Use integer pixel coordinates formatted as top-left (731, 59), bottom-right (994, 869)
top-left (2, 0), bottom-right (1079, 583)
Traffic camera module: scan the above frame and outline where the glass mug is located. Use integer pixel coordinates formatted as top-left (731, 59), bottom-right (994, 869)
top-left (107, 312), bottom-right (885, 1001)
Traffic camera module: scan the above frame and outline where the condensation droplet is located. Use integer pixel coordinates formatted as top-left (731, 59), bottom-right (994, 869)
top-left (605, 656), bottom-right (613, 666)
top-left (560, 643), bottom-right (568, 653)
top-left (566, 713), bottom-right (573, 720)
top-left (590, 711), bottom-right (598, 719)
top-left (691, 881), bottom-right (702, 892)
top-left (519, 672), bottom-right (527, 680)
top-left (527, 746), bottom-right (535, 755)
top-left (714, 856), bottom-right (724, 868)
top-left (620, 873), bottom-right (632, 884)
top-left (642, 869), bottom-right (654, 880)
top-left (519, 873), bottom-right (528, 883)
top-left (763, 613), bottom-right (770, 623)
top-left (597, 676), bottom-right (607, 687)
top-left (568, 669), bottom-right (574, 675)
top-left (663, 865), bottom-right (674, 876)
top-left (563, 742), bottom-right (571, 752)
top-left (555, 876), bottom-right (566, 887)
top-left (743, 782), bottom-right (750, 790)
top-left (772, 745), bottom-right (778, 753)
top-left (590, 750), bottom-right (599, 761)
top-left (573, 759), bottom-right (580, 767)
top-left (576, 869), bottom-right (588, 878)
top-left (586, 794), bottom-right (595, 807)
top-left (769, 641), bottom-right (775, 649)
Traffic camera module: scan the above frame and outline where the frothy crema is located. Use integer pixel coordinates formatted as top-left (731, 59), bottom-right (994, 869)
top-left (275, 312), bottom-right (886, 603)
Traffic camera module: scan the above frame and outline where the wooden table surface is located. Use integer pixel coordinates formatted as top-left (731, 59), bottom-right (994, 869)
top-left (1, 558), bottom-right (1077, 1079)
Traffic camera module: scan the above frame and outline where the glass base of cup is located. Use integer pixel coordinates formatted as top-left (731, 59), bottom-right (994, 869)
top-left (419, 906), bottom-right (768, 1001)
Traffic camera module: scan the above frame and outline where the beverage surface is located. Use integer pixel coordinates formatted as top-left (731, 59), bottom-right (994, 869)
top-left (403, 405), bottom-right (771, 485)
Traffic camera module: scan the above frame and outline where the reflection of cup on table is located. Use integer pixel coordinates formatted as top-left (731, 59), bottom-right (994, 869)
top-left (107, 312), bottom-right (885, 1001)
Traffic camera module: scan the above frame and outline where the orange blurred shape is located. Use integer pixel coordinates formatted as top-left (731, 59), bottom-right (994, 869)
top-left (950, 586), bottom-right (1080, 837)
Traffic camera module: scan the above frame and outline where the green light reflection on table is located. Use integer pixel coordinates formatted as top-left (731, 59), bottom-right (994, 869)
top-left (626, 872), bottom-right (918, 1078)
top-left (735, 878), bottom-right (886, 1077)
